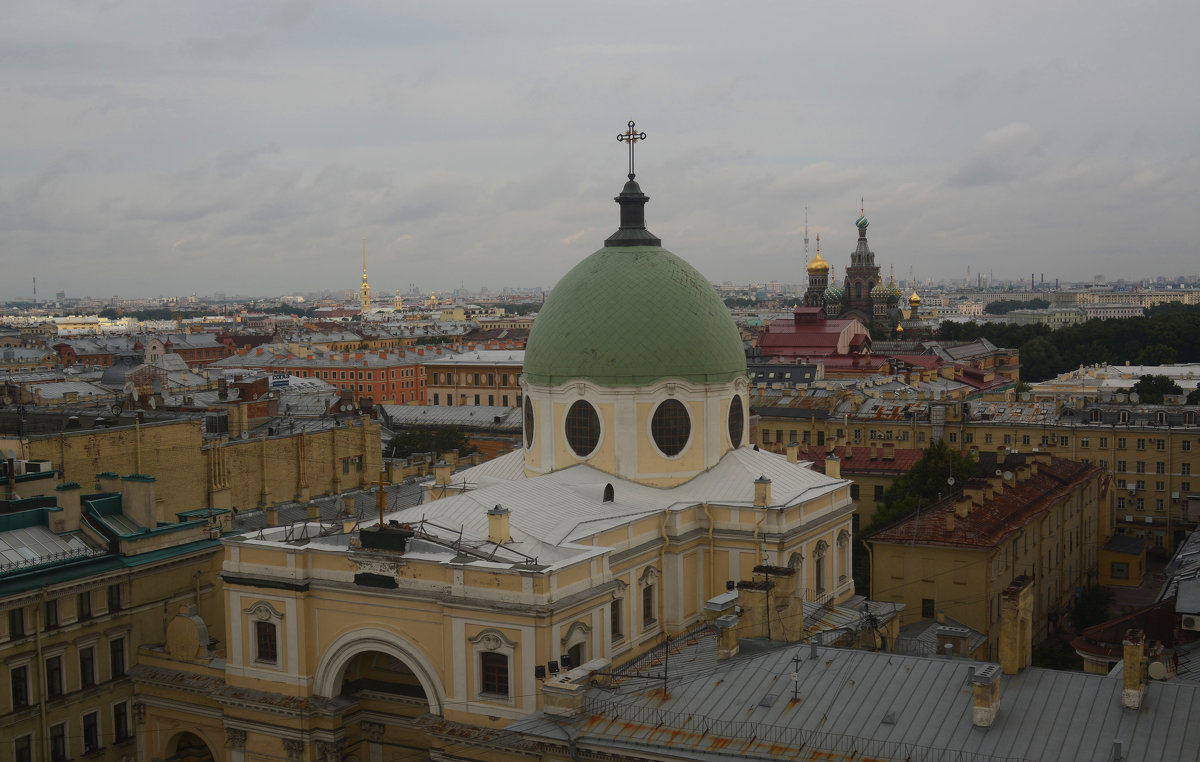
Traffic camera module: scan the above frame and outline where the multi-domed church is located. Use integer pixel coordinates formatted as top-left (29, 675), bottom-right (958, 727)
top-left (130, 131), bottom-right (865, 761)
top-left (803, 210), bottom-right (915, 329)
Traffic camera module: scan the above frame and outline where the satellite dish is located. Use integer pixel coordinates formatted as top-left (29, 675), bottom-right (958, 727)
top-left (1148, 661), bottom-right (1167, 680)
top-left (947, 477), bottom-right (956, 486)
top-left (1021, 392), bottom-right (1031, 402)
top-left (3, 396), bottom-right (12, 405)
top-left (240, 431), bottom-right (249, 440)
top-left (110, 405), bottom-right (122, 416)
top-left (1003, 471), bottom-right (1013, 481)
top-left (1130, 392), bottom-right (1140, 404)
top-left (995, 469), bottom-right (1003, 476)
top-left (149, 397), bottom-right (157, 409)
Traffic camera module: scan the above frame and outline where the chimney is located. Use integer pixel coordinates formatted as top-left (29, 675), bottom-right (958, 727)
top-left (955, 496), bottom-right (972, 518)
top-left (786, 441), bottom-right (799, 464)
top-left (54, 482), bottom-right (83, 532)
top-left (306, 502), bottom-right (321, 521)
top-left (265, 506), bottom-right (280, 526)
top-left (120, 474), bottom-right (158, 528)
top-left (1122, 629), bottom-right (1146, 709)
top-left (218, 377), bottom-right (228, 400)
top-left (843, 444), bottom-right (853, 459)
top-left (434, 460), bottom-right (453, 487)
top-left (970, 664), bottom-right (1002, 727)
top-left (999, 576), bottom-right (1034, 674)
top-left (715, 614), bottom-right (740, 660)
top-left (342, 519), bottom-right (357, 534)
top-left (882, 442), bottom-right (895, 460)
top-left (824, 455), bottom-right (841, 479)
top-left (869, 444), bottom-right (878, 460)
top-left (945, 512), bottom-right (956, 531)
top-left (754, 475), bottom-right (772, 507)
top-left (487, 504), bottom-right (511, 545)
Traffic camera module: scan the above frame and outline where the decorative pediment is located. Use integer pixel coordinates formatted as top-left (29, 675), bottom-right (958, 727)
top-left (639, 565), bottom-right (660, 585)
top-left (469, 628), bottom-right (517, 651)
top-left (243, 601), bottom-right (284, 621)
top-left (561, 620), bottom-right (591, 648)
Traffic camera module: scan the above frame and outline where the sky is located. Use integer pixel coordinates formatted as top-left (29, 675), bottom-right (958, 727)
top-left (2, 0), bottom-right (1198, 299)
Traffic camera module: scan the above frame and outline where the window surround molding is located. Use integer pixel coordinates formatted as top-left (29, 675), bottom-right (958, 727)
top-left (243, 601), bottom-right (285, 669)
top-left (468, 628), bottom-right (517, 704)
top-left (560, 620), bottom-right (591, 665)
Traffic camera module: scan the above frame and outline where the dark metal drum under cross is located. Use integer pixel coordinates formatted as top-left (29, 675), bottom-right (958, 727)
top-left (617, 121), bottom-right (647, 179)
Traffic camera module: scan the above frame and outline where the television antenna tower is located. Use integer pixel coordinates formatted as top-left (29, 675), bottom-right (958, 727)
top-left (803, 206), bottom-right (809, 271)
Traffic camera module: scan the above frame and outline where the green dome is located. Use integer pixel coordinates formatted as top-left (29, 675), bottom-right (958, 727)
top-left (524, 246), bottom-right (747, 387)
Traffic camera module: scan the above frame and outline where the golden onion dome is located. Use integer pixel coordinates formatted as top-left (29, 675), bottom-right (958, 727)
top-left (909, 290), bottom-right (921, 305)
top-left (807, 233), bottom-right (830, 273)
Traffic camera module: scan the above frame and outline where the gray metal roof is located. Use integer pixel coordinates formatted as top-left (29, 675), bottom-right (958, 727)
top-left (513, 636), bottom-right (1200, 762)
top-left (377, 404), bottom-right (522, 430)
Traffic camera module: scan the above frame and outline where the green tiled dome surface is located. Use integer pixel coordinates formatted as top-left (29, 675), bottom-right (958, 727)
top-left (524, 246), bottom-right (747, 387)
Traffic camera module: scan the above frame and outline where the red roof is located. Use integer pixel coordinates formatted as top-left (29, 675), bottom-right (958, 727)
top-left (869, 456), bottom-right (1103, 549)
top-left (793, 443), bottom-right (923, 475)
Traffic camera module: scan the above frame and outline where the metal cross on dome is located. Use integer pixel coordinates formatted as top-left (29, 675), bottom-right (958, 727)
top-left (617, 120), bottom-right (647, 179)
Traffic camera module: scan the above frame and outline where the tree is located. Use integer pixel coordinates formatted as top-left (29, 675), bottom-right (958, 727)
top-left (1071, 586), bottom-right (1114, 631)
top-left (385, 426), bottom-right (478, 459)
top-left (1135, 344), bottom-right (1178, 366)
top-left (855, 440), bottom-right (978, 593)
top-left (983, 298), bottom-right (1050, 315)
top-left (1188, 388), bottom-right (1200, 405)
top-left (871, 439), bottom-right (978, 529)
top-left (1130, 374), bottom-right (1184, 404)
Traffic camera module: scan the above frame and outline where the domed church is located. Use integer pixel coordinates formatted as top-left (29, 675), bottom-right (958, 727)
top-left (521, 160), bottom-right (750, 486)
top-left (133, 124), bottom-right (879, 761)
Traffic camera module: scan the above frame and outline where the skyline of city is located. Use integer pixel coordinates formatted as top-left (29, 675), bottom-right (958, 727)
top-left (3, 2), bottom-right (1198, 298)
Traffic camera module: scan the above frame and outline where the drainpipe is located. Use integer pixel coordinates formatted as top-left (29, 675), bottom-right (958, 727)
top-left (659, 512), bottom-right (669, 628)
top-left (703, 504), bottom-right (716, 598)
top-left (35, 591), bottom-right (48, 762)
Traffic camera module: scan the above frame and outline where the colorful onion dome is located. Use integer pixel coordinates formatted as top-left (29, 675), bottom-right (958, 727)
top-left (856, 214), bottom-right (869, 230)
top-left (870, 281), bottom-right (888, 299)
top-left (824, 270), bottom-right (845, 302)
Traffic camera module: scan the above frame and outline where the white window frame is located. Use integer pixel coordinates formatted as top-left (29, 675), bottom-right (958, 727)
top-left (468, 628), bottom-right (517, 704)
top-left (639, 566), bottom-right (660, 633)
top-left (244, 601), bottom-right (285, 670)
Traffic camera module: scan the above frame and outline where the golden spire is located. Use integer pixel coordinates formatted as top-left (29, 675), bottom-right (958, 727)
top-left (860, 197), bottom-right (865, 216)
top-left (360, 234), bottom-right (371, 313)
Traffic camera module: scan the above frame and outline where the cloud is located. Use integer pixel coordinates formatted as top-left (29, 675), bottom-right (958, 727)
top-left (947, 123), bottom-right (1043, 188)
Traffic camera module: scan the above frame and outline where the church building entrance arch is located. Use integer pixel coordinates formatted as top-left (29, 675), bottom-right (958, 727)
top-left (313, 628), bottom-right (446, 715)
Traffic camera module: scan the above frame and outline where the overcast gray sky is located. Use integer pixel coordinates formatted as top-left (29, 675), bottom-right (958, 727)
top-left (3, 0), bottom-right (1197, 299)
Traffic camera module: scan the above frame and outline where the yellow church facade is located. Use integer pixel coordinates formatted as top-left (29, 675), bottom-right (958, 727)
top-left (129, 146), bottom-right (857, 761)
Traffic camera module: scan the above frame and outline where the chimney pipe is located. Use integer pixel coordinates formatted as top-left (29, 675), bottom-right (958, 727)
top-left (753, 476), bottom-right (772, 507)
top-left (1122, 630), bottom-right (1146, 709)
top-left (786, 441), bottom-right (799, 464)
top-left (487, 504), bottom-right (511, 545)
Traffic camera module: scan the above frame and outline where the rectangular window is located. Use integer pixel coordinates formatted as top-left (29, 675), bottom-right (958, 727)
top-left (11, 664), bottom-right (29, 708)
top-left (502, 373), bottom-right (509, 385)
top-left (1100, 437), bottom-right (1108, 448)
top-left (1118, 437), bottom-right (1127, 449)
top-left (1184, 463), bottom-right (1192, 475)
top-left (433, 393), bottom-right (439, 405)
top-left (1117, 461), bottom-right (1127, 473)
top-left (873, 485), bottom-right (885, 501)
top-left (14, 735), bottom-right (31, 762)
top-left (113, 702), bottom-right (130, 741)
top-left (44, 599), bottom-right (58, 629)
top-left (110, 637), bottom-right (125, 678)
top-left (850, 483), bottom-right (861, 500)
top-left (642, 583), bottom-right (657, 627)
top-left (1111, 562), bottom-right (1129, 579)
top-left (503, 395), bottom-right (509, 406)
top-left (964, 433), bottom-right (973, 444)
top-left (1184, 441), bottom-right (1192, 451)
top-left (255, 621), bottom-right (278, 664)
top-left (1080, 437), bottom-right (1090, 448)
top-left (1137, 438), bottom-right (1146, 450)
top-left (480, 651), bottom-right (509, 696)
top-left (83, 711), bottom-right (100, 753)
top-left (8, 607), bottom-right (25, 637)
top-left (1156, 499), bottom-right (1165, 511)
top-left (922, 598), bottom-right (935, 618)
top-left (50, 724), bottom-right (66, 762)
top-left (80, 646), bottom-right (96, 688)
top-left (1136, 497), bottom-right (1145, 511)
top-left (473, 373), bottom-right (481, 385)
top-left (488, 395), bottom-right (494, 405)
top-left (1157, 439), bottom-right (1166, 450)
top-left (474, 394), bottom-right (480, 405)
top-left (107, 583), bottom-right (122, 612)
top-left (46, 655), bottom-right (63, 698)
top-left (77, 591), bottom-right (92, 620)
top-left (487, 373), bottom-right (494, 385)
top-left (984, 433), bottom-right (992, 444)
top-left (949, 432), bottom-right (957, 443)
top-left (610, 599), bottom-right (623, 642)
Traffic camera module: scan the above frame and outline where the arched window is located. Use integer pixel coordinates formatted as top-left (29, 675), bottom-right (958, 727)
top-left (837, 530), bottom-right (851, 584)
top-left (813, 541), bottom-right (828, 595)
top-left (603, 483), bottom-right (614, 502)
top-left (855, 283), bottom-right (863, 300)
top-left (1119, 410), bottom-right (1130, 424)
top-left (1090, 408), bottom-right (1102, 423)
